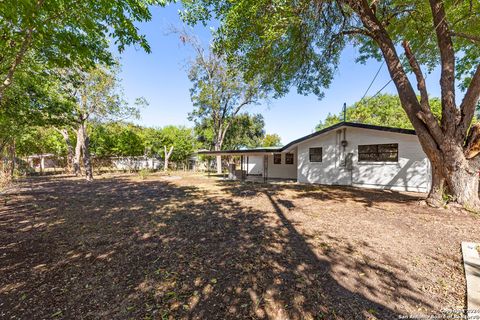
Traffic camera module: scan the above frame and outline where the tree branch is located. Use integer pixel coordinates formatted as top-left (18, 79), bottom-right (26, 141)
top-left (457, 64), bottom-right (480, 142)
top-left (0, 27), bottom-right (34, 103)
top-left (429, 0), bottom-right (458, 136)
top-left (402, 40), bottom-right (444, 145)
top-left (343, 0), bottom-right (444, 160)
top-left (340, 28), bottom-right (373, 38)
top-left (451, 31), bottom-right (480, 44)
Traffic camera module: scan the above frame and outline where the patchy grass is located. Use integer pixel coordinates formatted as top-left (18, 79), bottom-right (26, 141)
top-left (0, 173), bottom-right (478, 319)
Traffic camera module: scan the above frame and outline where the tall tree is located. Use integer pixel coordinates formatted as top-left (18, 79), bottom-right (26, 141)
top-left (261, 133), bottom-right (282, 148)
top-left (316, 94), bottom-right (442, 130)
top-left (62, 65), bottom-right (145, 181)
top-left (180, 0), bottom-right (480, 209)
top-left (0, 64), bottom-right (73, 180)
top-left (157, 125), bottom-right (196, 170)
top-left (185, 34), bottom-right (265, 173)
top-left (196, 113), bottom-right (267, 150)
top-left (0, 0), bottom-right (164, 104)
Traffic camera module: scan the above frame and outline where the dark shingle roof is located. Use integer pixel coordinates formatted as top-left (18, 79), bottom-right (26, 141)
top-left (197, 122), bottom-right (416, 155)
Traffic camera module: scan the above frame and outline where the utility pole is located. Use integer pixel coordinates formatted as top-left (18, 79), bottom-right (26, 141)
top-left (343, 102), bottom-right (347, 122)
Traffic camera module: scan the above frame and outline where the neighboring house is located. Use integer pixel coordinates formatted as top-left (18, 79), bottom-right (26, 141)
top-left (198, 122), bottom-right (431, 192)
top-left (26, 154), bottom-right (61, 171)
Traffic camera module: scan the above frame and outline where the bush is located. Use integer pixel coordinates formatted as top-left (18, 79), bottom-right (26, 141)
top-left (138, 169), bottom-right (151, 180)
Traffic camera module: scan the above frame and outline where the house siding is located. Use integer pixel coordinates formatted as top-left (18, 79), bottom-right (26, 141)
top-left (267, 148), bottom-right (297, 179)
top-left (246, 155), bottom-right (263, 175)
top-left (297, 127), bottom-right (430, 192)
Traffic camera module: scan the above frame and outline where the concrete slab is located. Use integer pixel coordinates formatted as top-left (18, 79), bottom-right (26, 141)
top-left (462, 242), bottom-right (480, 317)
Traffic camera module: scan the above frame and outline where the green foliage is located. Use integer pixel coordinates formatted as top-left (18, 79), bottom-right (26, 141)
top-left (89, 122), bottom-right (145, 157)
top-left (158, 125), bottom-right (196, 162)
top-left (138, 168), bottom-right (151, 180)
top-left (90, 122), bottom-right (197, 163)
top-left (194, 113), bottom-right (267, 150)
top-left (222, 113), bottom-right (266, 149)
top-left (16, 127), bottom-right (67, 157)
top-left (261, 133), bottom-right (282, 147)
top-left (316, 94), bottom-right (442, 130)
top-left (0, 0), bottom-right (166, 100)
top-left (0, 65), bottom-right (74, 157)
top-left (185, 34), bottom-right (266, 152)
top-left (65, 64), bottom-right (144, 123)
top-left (180, 1), bottom-right (480, 97)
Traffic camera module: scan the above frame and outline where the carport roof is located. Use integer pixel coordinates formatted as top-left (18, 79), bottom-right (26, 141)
top-left (197, 122), bottom-right (416, 155)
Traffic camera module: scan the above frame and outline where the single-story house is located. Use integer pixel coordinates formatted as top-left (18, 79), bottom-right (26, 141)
top-left (26, 154), bottom-right (61, 171)
top-left (198, 122), bottom-right (431, 192)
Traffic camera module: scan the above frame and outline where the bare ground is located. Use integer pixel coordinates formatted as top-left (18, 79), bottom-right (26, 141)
top-left (0, 173), bottom-right (479, 319)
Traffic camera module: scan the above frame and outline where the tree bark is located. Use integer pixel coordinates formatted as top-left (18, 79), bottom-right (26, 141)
top-left (76, 123), bottom-right (93, 181)
top-left (9, 141), bottom-right (15, 178)
top-left (82, 130), bottom-right (93, 181)
top-left (164, 146), bottom-right (174, 172)
top-left (214, 143), bottom-right (223, 174)
top-left (426, 159), bottom-right (445, 207)
top-left (57, 128), bottom-right (74, 174)
top-left (74, 127), bottom-right (82, 176)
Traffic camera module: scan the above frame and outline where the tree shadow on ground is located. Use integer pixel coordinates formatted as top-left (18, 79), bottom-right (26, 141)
top-left (0, 175), bottom-right (432, 319)
top-left (219, 179), bottom-right (424, 208)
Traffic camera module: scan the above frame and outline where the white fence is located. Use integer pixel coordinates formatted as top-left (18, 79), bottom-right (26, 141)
top-left (109, 157), bottom-right (163, 171)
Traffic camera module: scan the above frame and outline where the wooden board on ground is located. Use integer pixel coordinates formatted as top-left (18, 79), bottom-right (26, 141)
top-left (462, 241), bottom-right (480, 315)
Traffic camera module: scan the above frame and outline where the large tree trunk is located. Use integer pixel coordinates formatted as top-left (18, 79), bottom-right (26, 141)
top-left (74, 127), bottom-right (82, 176)
top-left (82, 134), bottom-right (93, 182)
top-left (445, 167), bottom-right (480, 209)
top-left (214, 143), bottom-right (222, 174)
top-left (216, 155), bottom-right (222, 174)
top-left (441, 145), bottom-right (480, 209)
top-left (76, 124), bottom-right (93, 181)
top-left (57, 128), bottom-right (74, 174)
top-left (164, 146), bottom-right (174, 172)
top-left (427, 160), bottom-right (446, 207)
top-left (8, 141), bottom-right (15, 178)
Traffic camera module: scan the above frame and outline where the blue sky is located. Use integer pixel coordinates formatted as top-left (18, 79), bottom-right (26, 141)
top-left (116, 3), bottom-right (444, 144)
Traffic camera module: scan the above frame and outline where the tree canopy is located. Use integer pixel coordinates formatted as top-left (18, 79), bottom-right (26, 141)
top-left (0, 0), bottom-right (165, 103)
top-left (316, 94), bottom-right (442, 130)
top-left (261, 133), bottom-right (282, 147)
top-left (194, 113), bottom-right (276, 150)
top-left (180, 0), bottom-right (479, 98)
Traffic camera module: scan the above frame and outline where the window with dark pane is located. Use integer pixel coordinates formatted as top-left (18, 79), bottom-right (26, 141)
top-left (309, 147), bottom-right (322, 162)
top-left (358, 143), bottom-right (398, 162)
top-left (285, 153), bottom-right (294, 164)
top-left (273, 153), bottom-right (282, 164)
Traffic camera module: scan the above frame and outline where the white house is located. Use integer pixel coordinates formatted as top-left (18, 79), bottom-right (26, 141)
top-left (199, 122), bottom-right (431, 193)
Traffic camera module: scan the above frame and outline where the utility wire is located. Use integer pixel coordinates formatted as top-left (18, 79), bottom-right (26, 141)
top-left (358, 12), bottom-right (449, 106)
top-left (360, 61), bottom-right (385, 101)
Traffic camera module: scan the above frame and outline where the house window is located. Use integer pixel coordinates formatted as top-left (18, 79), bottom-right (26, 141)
top-left (358, 143), bottom-right (398, 162)
top-left (309, 148), bottom-right (322, 162)
top-left (273, 153), bottom-right (282, 164)
top-left (285, 153), bottom-right (294, 165)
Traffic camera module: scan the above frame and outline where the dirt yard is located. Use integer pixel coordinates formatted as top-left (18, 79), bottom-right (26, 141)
top-left (1, 173), bottom-right (478, 319)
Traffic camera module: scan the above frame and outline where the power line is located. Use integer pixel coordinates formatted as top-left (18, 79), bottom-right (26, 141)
top-left (360, 61), bottom-right (385, 101)
top-left (357, 11), bottom-right (450, 105)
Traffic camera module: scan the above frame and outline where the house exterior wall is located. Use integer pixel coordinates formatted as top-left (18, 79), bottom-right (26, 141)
top-left (246, 155), bottom-right (263, 175)
top-left (267, 148), bottom-right (297, 179)
top-left (296, 127), bottom-right (431, 192)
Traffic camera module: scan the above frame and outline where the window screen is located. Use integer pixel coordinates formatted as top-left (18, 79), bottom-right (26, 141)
top-left (309, 148), bottom-right (322, 162)
top-left (358, 143), bottom-right (398, 162)
top-left (285, 153), bottom-right (294, 164)
top-left (273, 153), bottom-right (282, 164)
